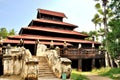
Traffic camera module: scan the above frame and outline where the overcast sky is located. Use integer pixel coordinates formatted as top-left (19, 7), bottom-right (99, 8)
top-left (0, 0), bottom-right (97, 33)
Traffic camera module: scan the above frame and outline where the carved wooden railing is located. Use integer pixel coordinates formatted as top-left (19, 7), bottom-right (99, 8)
top-left (60, 48), bottom-right (105, 59)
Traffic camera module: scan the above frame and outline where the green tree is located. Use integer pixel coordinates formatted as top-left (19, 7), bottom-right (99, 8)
top-left (107, 19), bottom-right (120, 58)
top-left (0, 27), bottom-right (16, 39)
top-left (93, 0), bottom-right (114, 67)
top-left (109, 0), bottom-right (120, 19)
top-left (9, 29), bottom-right (16, 36)
top-left (107, 19), bottom-right (120, 67)
top-left (92, 13), bottom-right (102, 30)
top-left (93, 0), bottom-right (113, 45)
top-left (105, 0), bottom-right (120, 67)
top-left (93, 0), bottom-right (120, 67)
top-left (107, 0), bottom-right (120, 58)
top-left (0, 28), bottom-right (8, 39)
top-left (81, 31), bottom-right (99, 41)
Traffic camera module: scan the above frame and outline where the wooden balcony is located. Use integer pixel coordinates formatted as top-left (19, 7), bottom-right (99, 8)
top-left (60, 48), bottom-right (105, 59)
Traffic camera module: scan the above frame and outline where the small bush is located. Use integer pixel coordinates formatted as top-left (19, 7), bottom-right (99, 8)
top-left (100, 68), bottom-right (120, 80)
top-left (92, 67), bottom-right (120, 80)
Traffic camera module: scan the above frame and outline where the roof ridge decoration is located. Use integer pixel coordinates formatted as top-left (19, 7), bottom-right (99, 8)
top-left (37, 8), bottom-right (67, 18)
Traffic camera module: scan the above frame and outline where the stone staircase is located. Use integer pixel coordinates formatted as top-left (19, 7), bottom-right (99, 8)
top-left (38, 56), bottom-right (56, 78)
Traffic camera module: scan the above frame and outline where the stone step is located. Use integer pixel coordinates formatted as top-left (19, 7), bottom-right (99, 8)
top-left (39, 67), bottom-right (49, 69)
top-left (38, 67), bottom-right (50, 69)
top-left (39, 65), bottom-right (49, 67)
top-left (38, 63), bottom-right (48, 65)
top-left (38, 70), bottom-right (53, 73)
top-left (38, 71), bottom-right (53, 73)
top-left (38, 69), bottom-right (51, 71)
top-left (38, 74), bottom-right (55, 77)
top-left (37, 56), bottom-right (56, 78)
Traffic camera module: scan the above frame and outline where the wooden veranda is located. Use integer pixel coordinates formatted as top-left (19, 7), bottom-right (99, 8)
top-left (60, 48), bottom-right (105, 71)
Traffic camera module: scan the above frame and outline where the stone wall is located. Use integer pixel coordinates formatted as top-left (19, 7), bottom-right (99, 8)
top-left (3, 47), bottom-right (24, 75)
top-left (3, 46), bottom-right (39, 80)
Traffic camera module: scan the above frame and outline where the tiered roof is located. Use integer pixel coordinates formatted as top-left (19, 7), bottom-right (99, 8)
top-left (3, 9), bottom-right (100, 46)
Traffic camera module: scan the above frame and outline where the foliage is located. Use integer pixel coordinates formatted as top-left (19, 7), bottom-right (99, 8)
top-left (9, 29), bottom-right (16, 36)
top-left (100, 68), bottom-right (120, 80)
top-left (0, 27), bottom-right (16, 39)
top-left (81, 31), bottom-right (88, 35)
top-left (92, 67), bottom-right (111, 74)
top-left (106, 0), bottom-right (120, 58)
top-left (109, 0), bottom-right (120, 19)
top-left (107, 19), bottom-right (120, 58)
top-left (71, 69), bottom-right (89, 80)
top-left (92, 0), bottom-right (120, 59)
top-left (0, 28), bottom-right (8, 39)
top-left (92, 13), bottom-right (102, 29)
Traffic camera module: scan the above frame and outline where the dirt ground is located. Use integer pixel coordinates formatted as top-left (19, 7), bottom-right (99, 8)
top-left (0, 74), bottom-right (112, 80)
top-left (81, 72), bottom-right (112, 80)
top-left (0, 75), bottom-right (23, 80)
top-left (86, 75), bottom-right (112, 80)
top-left (0, 75), bottom-right (71, 80)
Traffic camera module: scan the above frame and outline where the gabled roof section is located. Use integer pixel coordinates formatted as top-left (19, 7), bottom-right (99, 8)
top-left (28, 19), bottom-right (78, 28)
top-left (37, 9), bottom-right (67, 18)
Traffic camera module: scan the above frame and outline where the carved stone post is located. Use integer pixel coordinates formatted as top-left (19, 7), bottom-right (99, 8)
top-left (50, 40), bottom-right (54, 49)
top-left (55, 46), bottom-right (60, 56)
top-left (25, 60), bottom-right (39, 80)
top-left (3, 54), bottom-right (13, 75)
top-left (19, 39), bottom-right (24, 47)
top-left (34, 39), bottom-right (40, 55)
top-left (63, 41), bottom-right (68, 54)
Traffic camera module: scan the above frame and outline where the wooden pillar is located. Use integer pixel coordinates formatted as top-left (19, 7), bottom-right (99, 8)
top-left (78, 59), bottom-right (82, 71)
top-left (0, 58), bottom-right (3, 75)
top-left (92, 58), bottom-right (95, 69)
top-left (101, 58), bottom-right (105, 67)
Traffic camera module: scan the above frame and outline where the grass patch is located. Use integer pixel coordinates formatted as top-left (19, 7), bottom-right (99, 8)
top-left (92, 67), bottom-right (120, 80)
top-left (71, 69), bottom-right (89, 80)
top-left (92, 67), bottom-right (111, 74)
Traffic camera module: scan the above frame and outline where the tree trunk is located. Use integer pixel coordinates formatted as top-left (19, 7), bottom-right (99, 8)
top-left (114, 59), bottom-right (119, 68)
top-left (105, 52), bottom-right (110, 67)
top-left (108, 53), bottom-right (113, 68)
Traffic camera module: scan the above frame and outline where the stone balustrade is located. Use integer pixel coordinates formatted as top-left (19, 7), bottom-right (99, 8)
top-left (2, 43), bottom-right (72, 79)
top-left (45, 49), bottom-right (72, 78)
